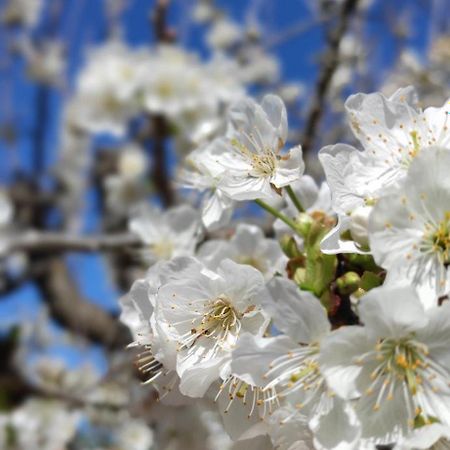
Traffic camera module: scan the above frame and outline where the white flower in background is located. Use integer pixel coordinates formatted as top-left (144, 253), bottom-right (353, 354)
top-left (204, 54), bottom-right (246, 105)
top-left (319, 87), bottom-right (449, 254)
top-left (9, 399), bottom-right (79, 450)
top-left (129, 203), bottom-right (202, 264)
top-left (153, 257), bottom-right (270, 397)
top-left (207, 17), bottom-right (242, 49)
top-left (396, 423), bottom-right (450, 450)
top-left (369, 147), bottom-right (450, 306)
top-left (116, 417), bottom-right (154, 450)
top-left (22, 39), bottom-right (66, 87)
top-left (198, 223), bottom-right (287, 280)
top-left (179, 143), bottom-right (234, 230)
top-left (319, 285), bottom-right (450, 445)
top-left (174, 105), bottom-right (223, 152)
top-left (239, 48), bottom-right (280, 85)
top-left (104, 143), bottom-right (149, 216)
top-left (1, 0), bottom-right (42, 27)
top-left (273, 175), bottom-right (333, 242)
top-left (213, 95), bottom-right (304, 201)
top-left (73, 41), bottom-right (146, 136)
top-left (192, 1), bottom-right (216, 23)
top-left (231, 277), bottom-right (360, 449)
top-left (277, 82), bottom-right (304, 104)
top-left (30, 357), bottom-right (99, 398)
top-left (117, 144), bottom-right (148, 181)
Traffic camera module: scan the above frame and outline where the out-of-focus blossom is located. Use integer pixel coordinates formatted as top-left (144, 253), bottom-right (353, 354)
top-left (73, 41), bottom-right (146, 137)
top-left (1, 0), bottom-right (43, 27)
top-left (129, 204), bottom-right (202, 264)
top-left (198, 223), bottom-right (287, 280)
top-left (2, 399), bottom-right (79, 450)
top-left (207, 17), bottom-right (242, 50)
top-left (22, 40), bottom-right (66, 87)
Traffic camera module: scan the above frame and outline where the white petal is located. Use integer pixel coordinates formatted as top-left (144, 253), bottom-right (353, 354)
top-left (265, 277), bottom-right (330, 342)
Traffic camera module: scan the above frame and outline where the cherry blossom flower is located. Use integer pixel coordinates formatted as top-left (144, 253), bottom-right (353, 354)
top-left (153, 257), bottom-right (270, 397)
top-left (369, 146), bottom-right (450, 306)
top-left (320, 285), bottom-right (450, 445)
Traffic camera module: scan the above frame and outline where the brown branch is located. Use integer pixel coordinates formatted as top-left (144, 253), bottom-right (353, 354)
top-left (151, 0), bottom-right (176, 43)
top-left (149, 0), bottom-right (175, 207)
top-left (301, 0), bottom-right (360, 154)
top-left (151, 115), bottom-right (175, 207)
top-left (33, 257), bottom-right (130, 348)
top-left (9, 231), bottom-right (140, 254)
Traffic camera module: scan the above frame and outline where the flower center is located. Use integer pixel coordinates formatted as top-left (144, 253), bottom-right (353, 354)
top-left (186, 295), bottom-right (242, 351)
top-left (372, 337), bottom-right (428, 398)
top-left (231, 138), bottom-right (277, 177)
top-left (263, 344), bottom-right (324, 406)
top-left (151, 240), bottom-right (174, 259)
top-left (215, 375), bottom-right (279, 418)
top-left (422, 213), bottom-right (450, 266)
top-left (355, 334), bottom-right (450, 427)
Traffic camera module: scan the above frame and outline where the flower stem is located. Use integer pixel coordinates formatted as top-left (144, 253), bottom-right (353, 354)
top-left (255, 199), bottom-right (299, 232)
top-left (285, 185), bottom-right (305, 213)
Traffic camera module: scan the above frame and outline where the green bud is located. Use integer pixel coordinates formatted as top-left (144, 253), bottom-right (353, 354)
top-left (280, 235), bottom-right (301, 258)
top-left (295, 213), bottom-right (313, 238)
top-left (360, 271), bottom-right (383, 291)
top-left (345, 253), bottom-right (380, 272)
top-left (336, 271), bottom-right (360, 295)
top-left (294, 267), bottom-right (306, 286)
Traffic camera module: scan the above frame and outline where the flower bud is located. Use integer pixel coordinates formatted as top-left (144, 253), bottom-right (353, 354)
top-left (336, 271), bottom-right (360, 295)
top-left (280, 235), bottom-right (301, 258)
top-left (349, 205), bottom-right (372, 248)
top-left (296, 212), bottom-right (313, 238)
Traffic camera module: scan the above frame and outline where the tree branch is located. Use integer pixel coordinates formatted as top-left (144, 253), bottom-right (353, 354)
top-left (9, 231), bottom-right (140, 253)
top-left (33, 257), bottom-right (131, 348)
top-left (301, 0), bottom-right (360, 154)
top-left (148, 0), bottom-right (175, 207)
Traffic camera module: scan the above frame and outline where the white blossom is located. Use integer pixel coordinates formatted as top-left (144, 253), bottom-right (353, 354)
top-left (231, 277), bottom-right (360, 449)
top-left (319, 87), bottom-right (449, 254)
top-left (319, 285), bottom-right (450, 445)
top-left (7, 399), bottom-right (79, 450)
top-left (396, 423), bottom-right (450, 450)
top-left (207, 18), bottom-right (242, 49)
top-left (73, 41), bottom-right (146, 136)
top-left (152, 257), bottom-right (270, 397)
top-left (197, 223), bottom-right (287, 279)
top-left (214, 95), bottom-right (304, 201)
top-left (129, 204), bottom-right (202, 264)
top-left (179, 143), bottom-right (235, 230)
top-left (369, 147), bottom-right (450, 306)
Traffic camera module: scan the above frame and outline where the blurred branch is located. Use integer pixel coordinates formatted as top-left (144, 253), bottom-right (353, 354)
top-left (150, 0), bottom-right (175, 206)
top-left (150, 115), bottom-right (175, 207)
top-left (151, 0), bottom-right (176, 43)
top-left (301, 0), bottom-right (360, 154)
top-left (10, 231), bottom-right (140, 253)
top-left (33, 257), bottom-right (130, 348)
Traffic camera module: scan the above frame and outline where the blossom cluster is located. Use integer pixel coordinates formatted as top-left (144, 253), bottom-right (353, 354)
top-left (120, 89), bottom-right (450, 450)
top-left (1, 1), bottom-right (449, 449)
